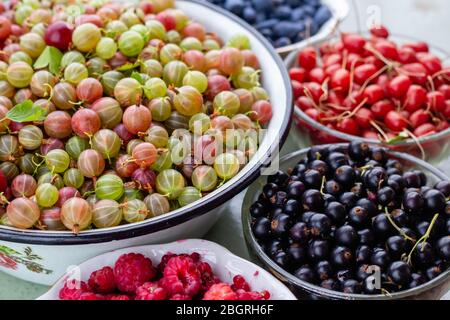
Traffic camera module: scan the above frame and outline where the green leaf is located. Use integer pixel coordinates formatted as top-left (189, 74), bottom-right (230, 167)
top-left (6, 100), bottom-right (46, 123)
top-left (34, 46), bottom-right (63, 75)
top-left (386, 131), bottom-right (409, 145)
top-left (131, 71), bottom-right (144, 85)
top-left (116, 60), bottom-right (140, 71)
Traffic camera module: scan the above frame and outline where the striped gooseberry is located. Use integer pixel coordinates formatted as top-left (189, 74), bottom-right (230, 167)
top-left (123, 199), bottom-right (148, 223)
top-left (61, 197), bottom-right (92, 233)
top-left (63, 168), bottom-right (85, 189)
top-left (178, 186), bottom-right (202, 207)
top-left (113, 77), bottom-right (142, 107)
top-left (213, 152), bottom-right (240, 180)
top-left (132, 142), bottom-right (157, 168)
top-left (71, 108), bottom-right (101, 138)
top-left (144, 193), bottom-right (170, 217)
top-left (30, 70), bottom-right (56, 97)
top-left (173, 85), bottom-right (203, 116)
top-left (144, 125), bottom-right (169, 148)
top-left (115, 154), bottom-right (139, 178)
top-left (77, 149), bottom-right (105, 178)
top-left (72, 23), bottom-right (101, 52)
top-left (44, 149), bottom-right (70, 173)
top-left (6, 197), bottom-right (40, 229)
top-left (65, 136), bottom-right (89, 160)
top-left (11, 173), bottom-right (37, 198)
top-left (92, 129), bottom-right (121, 160)
top-left (191, 165), bottom-right (218, 192)
top-left (213, 91), bottom-right (240, 117)
top-left (35, 183), bottom-right (59, 208)
top-left (92, 199), bottom-right (123, 228)
top-left (219, 47), bottom-right (244, 75)
top-left (95, 174), bottom-right (124, 201)
top-left (56, 187), bottom-right (81, 207)
top-left (51, 82), bottom-right (77, 110)
top-left (6, 61), bottom-right (33, 88)
top-left (64, 62), bottom-right (88, 85)
top-left (163, 60), bottom-right (189, 87)
top-left (148, 97), bottom-right (172, 122)
top-left (37, 172), bottom-right (64, 190)
top-left (90, 97), bottom-right (123, 129)
top-left (131, 168), bottom-right (156, 192)
top-left (155, 169), bottom-right (185, 200)
top-left (0, 135), bottom-right (19, 161)
top-left (18, 125), bottom-right (43, 150)
top-left (76, 78), bottom-right (103, 103)
top-left (118, 30), bottom-right (144, 57)
top-left (123, 104), bottom-right (152, 134)
top-left (40, 207), bottom-right (65, 231)
top-left (182, 50), bottom-right (206, 72)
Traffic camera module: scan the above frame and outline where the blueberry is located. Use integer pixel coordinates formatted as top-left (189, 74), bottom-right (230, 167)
top-left (286, 181), bottom-right (306, 200)
top-left (260, 28), bottom-right (274, 40)
top-left (295, 266), bottom-right (317, 284)
top-left (273, 5), bottom-right (292, 20)
top-left (342, 279), bottom-right (362, 294)
top-left (289, 222), bottom-right (310, 243)
top-left (242, 6), bottom-right (257, 23)
top-left (314, 5), bottom-right (332, 26)
top-left (273, 21), bottom-right (304, 40)
top-left (252, 217), bottom-right (271, 240)
top-left (302, 4), bottom-right (316, 16)
top-left (388, 261), bottom-right (411, 285)
top-left (251, 0), bottom-right (274, 12)
top-left (335, 225), bottom-right (358, 248)
top-left (287, 0), bottom-right (302, 7)
top-left (224, 0), bottom-right (245, 15)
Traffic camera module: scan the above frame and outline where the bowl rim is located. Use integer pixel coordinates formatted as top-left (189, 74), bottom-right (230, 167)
top-left (284, 32), bottom-right (450, 148)
top-left (242, 144), bottom-right (450, 300)
top-left (0, 0), bottom-right (293, 245)
top-left (37, 239), bottom-right (298, 300)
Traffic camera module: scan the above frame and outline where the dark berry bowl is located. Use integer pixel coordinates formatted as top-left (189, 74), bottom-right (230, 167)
top-left (203, 0), bottom-right (349, 56)
top-left (285, 33), bottom-right (450, 169)
top-left (242, 144), bottom-right (450, 299)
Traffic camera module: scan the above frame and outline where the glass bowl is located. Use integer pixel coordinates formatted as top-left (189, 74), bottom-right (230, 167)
top-left (284, 33), bottom-right (450, 169)
top-left (242, 144), bottom-right (450, 300)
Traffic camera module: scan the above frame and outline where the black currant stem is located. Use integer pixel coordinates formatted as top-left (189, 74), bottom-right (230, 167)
top-left (406, 213), bottom-right (440, 265)
top-left (381, 288), bottom-right (392, 297)
top-left (319, 176), bottom-right (327, 196)
top-left (384, 207), bottom-right (415, 242)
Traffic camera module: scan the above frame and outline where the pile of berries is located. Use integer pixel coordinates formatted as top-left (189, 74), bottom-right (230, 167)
top-left (59, 251), bottom-right (270, 300)
top-left (250, 141), bottom-right (450, 294)
top-left (206, 0), bottom-right (332, 48)
top-left (0, 0), bottom-right (273, 233)
top-left (289, 25), bottom-right (450, 144)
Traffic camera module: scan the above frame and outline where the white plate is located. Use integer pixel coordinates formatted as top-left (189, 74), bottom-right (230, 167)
top-left (37, 239), bottom-right (297, 300)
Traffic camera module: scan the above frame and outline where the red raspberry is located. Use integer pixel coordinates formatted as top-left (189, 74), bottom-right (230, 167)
top-left (88, 266), bottom-right (116, 293)
top-left (135, 282), bottom-right (167, 300)
top-left (236, 289), bottom-right (265, 300)
top-left (158, 252), bottom-right (177, 272)
top-left (59, 279), bottom-right (89, 300)
top-left (114, 253), bottom-right (156, 293)
top-left (170, 294), bottom-right (191, 300)
top-left (231, 275), bottom-right (251, 292)
top-left (203, 283), bottom-right (238, 300)
top-left (78, 292), bottom-right (103, 300)
top-left (197, 261), bottom-right (220, 292)
top-left (107, 294), bottom-right (131, 300)
top-left (161, 256), bottom-right (201, 297)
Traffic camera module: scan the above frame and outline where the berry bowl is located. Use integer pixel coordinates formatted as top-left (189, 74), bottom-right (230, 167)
top-left (284, 32), bottom-right (450, 169)
top-left (242, 143), bottom-right (450, 300)
top-left (0, 0), bottom-right (292, 285)
top-left (37, 239), bottom-right (297, 300)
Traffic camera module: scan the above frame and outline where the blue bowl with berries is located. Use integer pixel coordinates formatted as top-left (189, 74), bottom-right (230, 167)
top-left (204, 0), bottom-right (349, 55)
top-left (242, 142), bottom-right (450, 299)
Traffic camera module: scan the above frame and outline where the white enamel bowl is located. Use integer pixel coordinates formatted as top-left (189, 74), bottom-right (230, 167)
top-left (37, 239), bottom-right (297, 300)
top-left (0, 0), bottom-right (292, 285)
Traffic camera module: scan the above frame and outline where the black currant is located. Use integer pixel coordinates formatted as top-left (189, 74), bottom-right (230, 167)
top-left (331, 246), bottom-right (354, 268)
top-left (335, 225), bottom-right (358, 247)
top-left (387, 261), bottom-right (411, 285)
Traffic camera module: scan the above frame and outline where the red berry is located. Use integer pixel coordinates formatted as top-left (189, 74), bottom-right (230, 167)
top-left (336, 118), bottom-right (360, 135)
top-left (327, 90), bottom-right (345, 106)
top-left (401, 63), bottom-right (428, 86)
top-left (198, 261), bottom-right (219, 292)
top-left (363, 84), bottom-right (384, 104)
top-left (108, 294), bottom-right (131, 300)
top-left (308, 67), bottom-right (327, 84)
top-left (362, 129), bottom-right (379, 140)
top-left (444, 101), bottom-right (450, 118)
top-left (413, 123), bottom-right (436, 137)
top-left (354, 64), bottom-right (377, 85)
top-left (398, 47), bottom-right (417, 64)
top-left (88, 266), bottom-right (116, 294)
top-left (344, 91), bottom-right (364, 110)
top-left (403, 85), bottom-right (427, 112)
top-left (231, 275), bottom-right (251, 292)
top-left (303, 82), bottom-right (324, 103)
top-left (236, 289), bottom-right (266, 300)
top-left (385, 111), bottom-right (409, 132)
top-left (44, 21), bottom-right (73, 51)
top-left (342, 33), bottom-right (366, 54)
top-left (114, 253), bottom-right (156, 294)
top-left (156, 11), bottom-right (176, 30)
top-left (0, 170), bottom-right (7, 193)
top-left (161, 255), bottom-right (201, 297)
top-left (203, 283), bottom-right (238, 300)
top-left (417, 52), bottom-right (442, 75)
top-left (291, 80), bottom-right (303, 98)
top-left (330, 68), bottom-right (350, 93)
top-left (355, 108), bottom-right (374, 129)
top-left (251, 100), bottom-right (272, 125)
top-left (323, 53), bottom-right (342, 67)
top-left (325, 63), bottom-right (341, 77)
top-left (438, 84), bottom-right (450, 99)
top-left (370, 25), bottom-right (389, 38)
top-left (388, 75), bottom-right (412, 99)
top-left (403, 42), bottom-right (429, 53)
top-left (298, 47), bottom-right (316, 70)
top-left (289, 67), bottom-right (306, 82)
top-left (345, 53), bottom-right (364, 70)
top-left (135, 282), bottom-right (168, 300)
top-left (374, 40), bottom-right (398, 61)
top-left (59, 280), bottom-right (90, 300)
top-left (0, 16), bottom-right (12, 41)
top-left (427, 91), bottom-right (446, 113)
top-left (410, 109), bottom-right (430, 128)
top-left (296, 96), bottom-right (314, 111)
top-left (78, 292), bottom-right (103, 300)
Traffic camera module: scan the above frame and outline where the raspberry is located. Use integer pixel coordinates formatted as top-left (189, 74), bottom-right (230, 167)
top-left (203, 283), bottom-right (238, 300)
top-left (170, 294), bottom-right (191, 300)
top-left (158, 252), bottom-right (177, 272)
top-left (59, 279), bottom-right (89, 300)
top-left (114, 253), bottom-right (156, 293)
top-left (161, 256), bottom-right (201, 297)
top-left (236, 289), bottom-right (264, 300)
top-left (135, 282), bottom-right (167, 300)
top-left (88, 266), bottom-right (116, 293)
top-left (197, 261), bottom-right (220, 292)
top-left (78, 292), bottom-right (103, 300)
top-left (107, 294), bottom-right (131, 300)
top-left (231, 275), bottom-right (250, 292)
